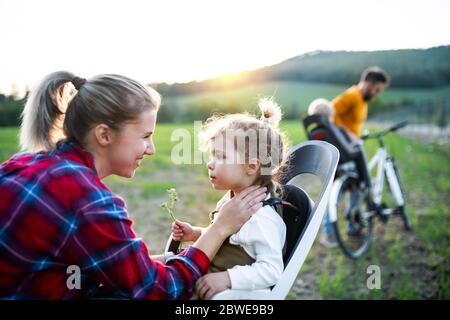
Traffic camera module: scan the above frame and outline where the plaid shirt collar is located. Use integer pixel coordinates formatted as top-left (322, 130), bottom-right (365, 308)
top-left (55, 140), bottom-right (96, 173)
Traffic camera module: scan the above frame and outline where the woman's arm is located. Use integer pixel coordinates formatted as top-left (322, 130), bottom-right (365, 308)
top-left (150, 252), bottom-right (174, 263)
top-left (67, 175), bottom-right (266, 299)
top-left (67, 193), bottom-right (209, 299)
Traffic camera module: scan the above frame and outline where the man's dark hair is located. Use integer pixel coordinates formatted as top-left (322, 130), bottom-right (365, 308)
top-left (360, 66), bottom-right (390, 85)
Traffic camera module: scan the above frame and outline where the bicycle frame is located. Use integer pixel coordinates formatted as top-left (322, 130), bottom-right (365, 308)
top-left (328, 141), bottom-right (405, 222)
top-left (324, 121), bottom-right (410, 259)
top-left (367, 144), bottom-right (404, 215)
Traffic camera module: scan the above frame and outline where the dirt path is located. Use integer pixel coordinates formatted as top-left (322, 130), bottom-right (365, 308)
top-left (290, 217), bottom-right (445, 299)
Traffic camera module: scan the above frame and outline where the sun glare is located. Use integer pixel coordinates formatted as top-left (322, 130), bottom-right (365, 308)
top-left (0, 0), bottom-right (449, 94)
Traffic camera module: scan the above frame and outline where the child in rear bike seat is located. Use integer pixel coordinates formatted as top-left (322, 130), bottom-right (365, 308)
top-left (308, 98), bottom-right (371, 189)
top-left (171, 98), bottom-right (289, 299)
top-left (308, 98), bottom-right (355, 145)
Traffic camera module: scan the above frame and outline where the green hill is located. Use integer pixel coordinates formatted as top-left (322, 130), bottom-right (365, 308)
top-left (1, 46), bottom-right (449, 126)
top-left (261, 46), bottom-right (450, 88)
top-left (153, 45), bottom-right (450, 97)
top-left (158, 81), bottom-right (450, 122)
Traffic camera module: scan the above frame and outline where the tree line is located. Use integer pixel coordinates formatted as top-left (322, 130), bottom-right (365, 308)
top-left (153, 45), bottom-right (450, 97)
top-left (1, 45), bottom-right (449, 126)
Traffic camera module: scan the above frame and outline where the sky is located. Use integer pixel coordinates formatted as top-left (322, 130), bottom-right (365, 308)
top-left (1, 0), bottom-right (449, 95)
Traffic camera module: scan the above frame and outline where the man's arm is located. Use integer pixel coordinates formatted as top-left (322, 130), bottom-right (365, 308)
top-left (332, 90), bottom-right (355, 119)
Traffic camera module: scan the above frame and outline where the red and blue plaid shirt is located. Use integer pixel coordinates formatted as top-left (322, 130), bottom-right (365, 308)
top-left (0, 140), bottom-right (209, 299)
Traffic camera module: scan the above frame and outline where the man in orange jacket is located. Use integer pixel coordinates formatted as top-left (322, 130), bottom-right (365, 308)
top-left (320, 67), bottom-right (390, 248)
top-left (333, 66), bottom-right (390, 139)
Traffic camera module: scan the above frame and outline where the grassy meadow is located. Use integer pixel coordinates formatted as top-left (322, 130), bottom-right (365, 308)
top-left (162, 81), bottom-right (450, 114)
top-left (0, 121), bottom-right (448, 299)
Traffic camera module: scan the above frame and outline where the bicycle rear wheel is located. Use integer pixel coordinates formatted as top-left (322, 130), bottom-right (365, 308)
top-left (332, 176), bottom-right (374, 259)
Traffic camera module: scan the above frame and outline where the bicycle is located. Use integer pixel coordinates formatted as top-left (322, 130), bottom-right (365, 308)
top-left (328, 121), bottom-right (413, 259)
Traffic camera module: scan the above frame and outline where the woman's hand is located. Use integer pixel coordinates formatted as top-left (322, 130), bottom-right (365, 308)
top-left (171, 220), bottom-right (201, 242)
top-left (195, 271), bottom-right (231, 300)
top-left (212, 185), bottom-right (267, 237)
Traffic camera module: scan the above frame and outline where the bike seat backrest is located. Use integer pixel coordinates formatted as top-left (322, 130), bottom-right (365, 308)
top-left (303, 114), bottom-right (357, 164)
top-left (262, 184), bottom-right (312, 266)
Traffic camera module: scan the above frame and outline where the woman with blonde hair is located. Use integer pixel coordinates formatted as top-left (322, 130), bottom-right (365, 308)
top-left (0, 71), bottom-right (266, 299)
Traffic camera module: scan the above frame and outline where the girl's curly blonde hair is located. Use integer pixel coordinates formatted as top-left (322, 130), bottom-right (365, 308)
top-left (199, 97), bottom-right (290, 197)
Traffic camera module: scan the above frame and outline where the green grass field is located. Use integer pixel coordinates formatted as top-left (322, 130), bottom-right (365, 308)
top-left (0, 122), bottom-right (448, 299)
top-left (163, 81), bottom-right (450, 112)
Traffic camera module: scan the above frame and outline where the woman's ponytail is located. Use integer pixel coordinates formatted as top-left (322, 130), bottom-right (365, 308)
top-left (20, 71), bottom-right (75, 152)
top-left (20, 71), bottom-right (160, 152)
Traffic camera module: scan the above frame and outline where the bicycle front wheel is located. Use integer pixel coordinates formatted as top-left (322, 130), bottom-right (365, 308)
top-left (389, 158), bottom-right (413, 231)
top-left (332, 176), bottom-right (374, 259)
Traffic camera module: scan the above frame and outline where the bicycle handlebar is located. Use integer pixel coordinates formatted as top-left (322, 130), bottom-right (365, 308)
top-left (389, 121), bottom-right (408, 132)
top-left (362, 121), bottom-right (408, 140)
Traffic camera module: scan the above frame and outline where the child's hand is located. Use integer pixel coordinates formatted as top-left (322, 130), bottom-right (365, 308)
top-left (195, 271), bottom-right (231, 300)
top-left (171, 220), bottom-right (199, 242)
